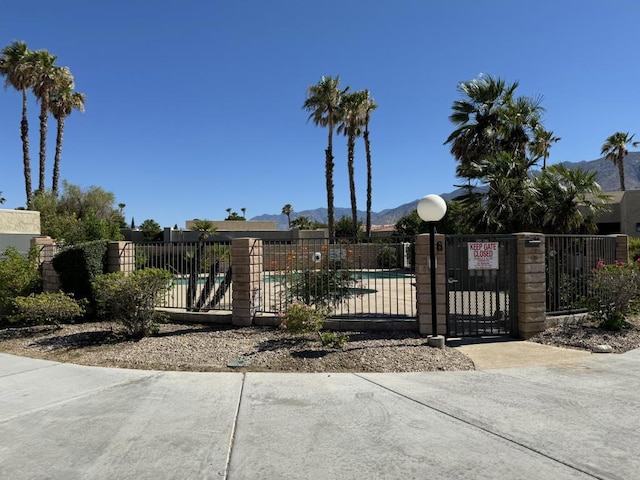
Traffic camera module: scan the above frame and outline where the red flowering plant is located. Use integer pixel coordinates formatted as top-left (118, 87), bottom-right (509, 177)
top-left (586, 258), bottom-right (640, 330)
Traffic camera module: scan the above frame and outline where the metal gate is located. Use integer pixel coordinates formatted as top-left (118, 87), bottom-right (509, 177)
top-left (445, 235), bottom-right (517, 337)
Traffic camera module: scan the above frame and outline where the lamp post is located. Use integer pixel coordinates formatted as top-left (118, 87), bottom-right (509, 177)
top-left (417, 194), bottom-right (447, 348)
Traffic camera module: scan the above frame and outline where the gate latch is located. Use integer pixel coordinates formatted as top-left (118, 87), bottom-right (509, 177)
top-left (447, 277), bottom-right (459, 284)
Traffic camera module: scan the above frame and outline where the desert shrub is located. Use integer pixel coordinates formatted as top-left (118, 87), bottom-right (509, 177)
top-left (93, 268), bottom-right (173, 337)
top-left (52, 240), bottom-right (108, 306)
top-left (279, 303), bottom-right (348, 347)
top-left (0, 247), bottom-right (41, 320)
top-left (585, 259), bottom-right (640, 330)
top-left (279, 303), bottom-right (329, 334)
top-left (11, 292), bottom-right (85, 328)
top-left (279, 269), bottom-right (356, 308)
top-left (377, 246), bottom-right (398, 268)
top-left (319, 330), bottom-right (349, 348)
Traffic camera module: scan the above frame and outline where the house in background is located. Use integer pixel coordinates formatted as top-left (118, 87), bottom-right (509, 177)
top-left (591, 191), bottom-right (640, 237)
top-left (122, 219), bottom-right (328, 243)
top-left (0, 209), bottom-right (41, 255)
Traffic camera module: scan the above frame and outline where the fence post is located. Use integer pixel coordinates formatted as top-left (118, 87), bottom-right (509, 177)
top-left (232, 238), bottom-right (263, 326)
top-left (514, 233), bottom-right (546, 339)
top-left (415, 233), bottom-right (446, 336)
top-left (31, 236), bottom-right (61, 293)
top-left (107, 241), bottom-right (136, 273)
top-left (611, 234), bottom-right (629, 262)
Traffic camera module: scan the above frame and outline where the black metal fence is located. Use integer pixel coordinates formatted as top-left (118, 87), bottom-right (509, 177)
top-left (445, 235), bottom-right (518, 337)
top-left (259, 238), bottom-right (416, 319)
top-left (135, 241), bottom-right (232, 311)
top-left (545, 235), bottom-right (617, 315)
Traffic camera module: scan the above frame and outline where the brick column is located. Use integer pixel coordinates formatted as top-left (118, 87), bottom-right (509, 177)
top-left (612, 234), bottom-right (629, 262)
top-left (232, 238), bottom-right (263, 326)
top-left (31, 236), bottom-right (60, 293)
top-left (514, 233), bottom-right (546, 339)
top-left (415, 233), bottom-right (447, 336)
top-left (107, 241), bottom-right (135, 273)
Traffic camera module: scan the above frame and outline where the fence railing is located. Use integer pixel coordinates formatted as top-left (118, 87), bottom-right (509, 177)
top-left (545, 235), bottom-right (617, 315)
top-left (135, 241), bottom-right (232, 311)
top-left (259, 238), bottom-right (416, 319)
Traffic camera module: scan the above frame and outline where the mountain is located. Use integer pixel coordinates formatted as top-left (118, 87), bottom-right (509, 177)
top-left (252, 155), bottom-right (640, 230)
top-left (560, 152), bottom-right (640, 191)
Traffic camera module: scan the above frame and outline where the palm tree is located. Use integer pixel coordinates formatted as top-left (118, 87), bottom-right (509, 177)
top-left (445, 75), bottom-right (518, 180)
top-left (531, 128), bottom-right (560, 170)
top-left (601, 132), bottom-right (634, 191)
top-left (360, 90), bottom-right (377, 236)
top-left (281, 204), bottom-right (293, 228)
top-left (0, 41), bottom-right (35, 206)
top-left (303, 75), bottom-right (348, 238)
top-left (534, 164), bottom-right (610, 233)
top-left (49, 79), bottom-right (85, 195)
top-left (0, 191), bottom-right (5, 204)
top-left (338, 90), bottom-right (367, 237)
top-left (29, 49), bottom-right (68, 194)
top-left (241, 207), bottom-right (246, 218)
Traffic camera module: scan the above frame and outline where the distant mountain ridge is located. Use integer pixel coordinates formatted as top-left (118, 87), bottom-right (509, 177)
top-left (252, 154), bottom-right (640, 230)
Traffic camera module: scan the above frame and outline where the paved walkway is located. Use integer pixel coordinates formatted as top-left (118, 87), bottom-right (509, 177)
top-left (1, 346), bottom-right (639, 479)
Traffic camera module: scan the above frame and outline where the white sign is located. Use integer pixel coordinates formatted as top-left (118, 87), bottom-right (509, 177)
top-left (468, 242), bottom-right (499, 270)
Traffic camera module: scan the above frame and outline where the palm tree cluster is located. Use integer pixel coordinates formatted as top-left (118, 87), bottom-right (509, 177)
top-left (303, 76), bottom-right (377, 238)
top-left (0, 40), bottom-right (85, 207)
top-left (445, 74), bottom-right (607, 234)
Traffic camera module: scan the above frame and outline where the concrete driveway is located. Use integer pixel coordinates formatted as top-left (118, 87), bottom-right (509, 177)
top-left (1, 349), bottom-right (638, 479)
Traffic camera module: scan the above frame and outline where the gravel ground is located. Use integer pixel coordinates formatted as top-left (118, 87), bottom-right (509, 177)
top-left (1, 317), bottom-right (639, 373)
top-left (0, 322), bottom-right (475, 373)
top-left (528, 316), bottom-right (640, 353)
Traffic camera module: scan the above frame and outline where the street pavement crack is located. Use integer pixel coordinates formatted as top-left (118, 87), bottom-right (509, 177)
top-left (355, 373), bottom-right (607, 480)
top-left (222, 372), bottom-right (245, 480)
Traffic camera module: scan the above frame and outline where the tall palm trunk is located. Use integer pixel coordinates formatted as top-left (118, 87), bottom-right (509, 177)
top-left (20, 88), bottom-right (33, 206)
top-left (37, 94), bottom-right (49, 193)
top-left (617, 156), bottom-right (626, 191)
top-left (347, 130), bottom-right (358, 237)
top-left (363, 127), bottom-right (372, 237)
top-left (52, 116), bottom-right (65, 196)
top-left (326, 127), bottom-right (335, 238)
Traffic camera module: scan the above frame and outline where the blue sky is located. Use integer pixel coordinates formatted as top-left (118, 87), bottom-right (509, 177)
top-left (1, 1), bottom-right (639, 228)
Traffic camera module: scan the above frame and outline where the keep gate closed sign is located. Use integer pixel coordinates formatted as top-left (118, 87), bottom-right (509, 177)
top-left (468, 242), bottom-right (499, 270)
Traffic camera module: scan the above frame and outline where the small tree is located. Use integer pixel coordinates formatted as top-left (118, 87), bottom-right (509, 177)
top-left (140, 219), bottom-right (162, 241)
top-left (334, 215), bottom-right (362, 238)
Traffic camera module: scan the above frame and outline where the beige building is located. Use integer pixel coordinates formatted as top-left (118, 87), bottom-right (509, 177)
top-left (0, 209), bottom-right (41, 254)
top-left (592, 191), bottom-right (640, 237)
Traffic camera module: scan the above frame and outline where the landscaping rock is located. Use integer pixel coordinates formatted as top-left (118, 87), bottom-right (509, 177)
top-left (592, 344), bottom-right (614, 353)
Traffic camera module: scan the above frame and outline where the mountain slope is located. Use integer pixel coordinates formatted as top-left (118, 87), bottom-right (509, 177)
top-left (253, 155), bottom-right (640, 229)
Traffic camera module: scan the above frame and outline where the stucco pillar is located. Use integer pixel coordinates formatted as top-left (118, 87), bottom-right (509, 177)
top-left (232, 238), bottom-right (263, 326)
top-left (415, 233), bottom-right (447, 336)
top-left (107, 241), bottom-right (135, 273)
top-left (514, 233), bottom-right (546, 339)
top-left (612, 234), bottom-right (629, 263)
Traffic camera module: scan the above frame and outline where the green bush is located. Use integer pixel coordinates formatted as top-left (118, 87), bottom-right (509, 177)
top-left (52, 240), bottom-right (108, 304)
top-left (279, 269), bottom-right (356, 308)
top-left (278, 303), bottom-right (329, 334)
top-left (0, 247), bottom-right (41, 320)
top-left (586, 259), bottom-right (640, 330)
top-left (93, 268), bottom-right (173, 337)
top-left (376, 246), bottom-right (398, 268)
top-left (11, 292), bottom-right (85, 328)
top-left (630, 237), bottom-right (640, 262)
top-left (278, 303), bottom-right (348, 348)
